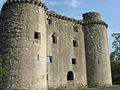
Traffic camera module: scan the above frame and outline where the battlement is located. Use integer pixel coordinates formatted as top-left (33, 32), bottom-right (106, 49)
top-left (46, 11), bottom-right (83, 24)
top-left (83, 12), bottom-right (101, 21)
top-left (2, 0), bottom-right (48, 12)
top-left (83, 20), bottom-right (108, 28)
top-left (46, 11), bottom-right (108, 28)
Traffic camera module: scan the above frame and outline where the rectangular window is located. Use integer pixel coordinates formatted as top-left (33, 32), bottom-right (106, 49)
top-left (34, 32), bottom-right (40, 39)
top-left (46, 56), bottom-right (52, 63)
top-left (73, 40), bottom-right (78, 47)
top-left (72, 58), bottom-right (76, 65)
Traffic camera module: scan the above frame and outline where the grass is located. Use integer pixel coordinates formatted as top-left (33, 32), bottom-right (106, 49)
top-left (113, 82), bottom-right (120, 85)
top-left (49, 88), bottom-right (63, 90)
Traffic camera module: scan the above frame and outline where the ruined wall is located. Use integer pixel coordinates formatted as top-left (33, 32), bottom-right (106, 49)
top-left (0, 0), bottom-right (48, 89)
top-left (46, 11), bottom-right (87, 88)
top-left (83, 12), bottom-right (112, 86)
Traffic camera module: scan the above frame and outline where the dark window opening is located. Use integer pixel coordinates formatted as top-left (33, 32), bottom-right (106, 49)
top-left (72, 58), bottom-right (76, 64)
top-left (37, 55), bottom-right (39, 60)
top-left (51, 34), bottom-right (57, 44)
top-left (46, 19), bottom-right (52, 25)
top-left (47, 74), bottom-right (48, 80)
top-left (47, 56), bottom-right (52, 63)
top-left (67, 71), bottom-right (74, 81)
top-left (34, 32), bottom-right (40, 39)
top-left (73, 40), bottom-right (78, 47)
top-left (73, 26), bottom-right (78, 32)
top-left (98, 60), bottom-right (100, 64)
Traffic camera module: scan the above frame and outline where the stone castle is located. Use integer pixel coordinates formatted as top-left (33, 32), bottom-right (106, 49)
top-left (0, 0), bottom-right (112, 90)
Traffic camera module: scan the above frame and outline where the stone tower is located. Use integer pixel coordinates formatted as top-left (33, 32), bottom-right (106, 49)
top-left (83, 12), bottom-right (112, 86)
top-left (0, 0), bottom-right (48, 89)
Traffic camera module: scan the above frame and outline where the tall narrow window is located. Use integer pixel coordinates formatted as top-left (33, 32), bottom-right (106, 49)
top-left (46, 56), bottom-right (52, 63)
top-left (37, 55), bottom-right (39, 61)
top-left (34, 32), bottom-right (40, 39)
top-left (51, 34), bottom-right (57, 44)
top-left (47, 74), bottom-right (48, 80)
top-left (67, 71), bottom-right (74, 81)
top-left (73, 40), bottom-right (78, 47)
top-left (72, 58), bottom-right (76, 65)
top-left (98, 60), bottom-right (100, 64)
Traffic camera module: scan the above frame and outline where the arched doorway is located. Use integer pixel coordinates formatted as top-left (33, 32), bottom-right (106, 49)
top-left (67, 71), bottom-right (74, 81)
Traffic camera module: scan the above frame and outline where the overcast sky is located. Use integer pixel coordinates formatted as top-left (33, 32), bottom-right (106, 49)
top-left (0, 0), bottom-right (120, 52)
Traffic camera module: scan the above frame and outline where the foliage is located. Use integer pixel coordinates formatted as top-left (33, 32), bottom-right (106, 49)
top-left (0, 57), bottom-right (7, 80)
top-left (110, 33), bottom-right (120, 84)
top-left (111, 61), bottom-right (120, 72)
top-left (110, 33), bottom-right (120, 62)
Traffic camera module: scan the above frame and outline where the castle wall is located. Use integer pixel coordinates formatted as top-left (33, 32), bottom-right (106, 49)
top-left (0, 1), bottom-right (112, 89)
top-left (46, 13), bottom-right (87, 88)
top-left (0, 1), bottom-right (47, 90)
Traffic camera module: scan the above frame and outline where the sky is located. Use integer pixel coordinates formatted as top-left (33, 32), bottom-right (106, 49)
top-left (0, 0), bottom-right (120, 52)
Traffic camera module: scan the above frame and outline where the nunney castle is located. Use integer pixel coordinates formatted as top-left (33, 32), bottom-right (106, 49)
top-left (0, 0), bottom-right (112, 90)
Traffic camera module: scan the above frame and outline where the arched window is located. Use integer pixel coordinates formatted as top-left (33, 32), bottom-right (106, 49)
top-left (51, 34), bottom-right (57, 44)
top-left (67, 71), bottom-right (74, 81)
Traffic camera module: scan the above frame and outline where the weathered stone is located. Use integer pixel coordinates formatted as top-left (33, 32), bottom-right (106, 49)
top-left (0, 0), bottom-right (112, 90)
top-left (0, 0), bottom-right (47, 90)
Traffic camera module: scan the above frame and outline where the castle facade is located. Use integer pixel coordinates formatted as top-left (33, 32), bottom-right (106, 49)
top-left (0, 0), bottom-right (112, 90)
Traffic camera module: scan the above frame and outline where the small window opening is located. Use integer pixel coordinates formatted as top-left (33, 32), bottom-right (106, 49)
top-left (72, 58), bottom-right (76, 64)
top-left (47, 56), bottom-right (52, 63)
top-left (51, 34), bottom-right (57, 44)
top-left (46, 19), bottom-right (52, 25)
top-left (73, 26), bottom-right (78, 32)
top-left (98, 60), bottom-right (100, 64)
top-left (67, 71), bottom-right (74, 81)
top-left (37, 55), bottom-right (39, 61)
top-left (73, 40), bottom-right (78, 47)
top-left (47, 74), bottom-right (48, 80)
top-left (34, 32), bottom-right (40, 39)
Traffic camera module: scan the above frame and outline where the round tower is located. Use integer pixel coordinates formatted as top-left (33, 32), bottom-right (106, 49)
top-left (0, 0), bottom-right (48, 89)
top-left (83, 12), bottom-right (112, 86)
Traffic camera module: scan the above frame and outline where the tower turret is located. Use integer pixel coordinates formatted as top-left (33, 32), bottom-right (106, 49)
top-left (0, 0), bottom-right (48, 89)
top-left (83, 12), bottom-right (112, 86)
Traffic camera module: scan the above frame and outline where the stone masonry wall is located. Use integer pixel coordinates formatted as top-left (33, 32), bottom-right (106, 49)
top-left (83, 12), bottom-right (112, 86)
top-left (0, 1), bottom-right (47, 90)
top-left (46, 12), bottom-right (87, 89)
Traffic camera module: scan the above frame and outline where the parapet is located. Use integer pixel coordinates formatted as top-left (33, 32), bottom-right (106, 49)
top-left (46, 11), bottom-right (83, 24)
top-left (83, 12), bottom-right (101, 21)
top-left (83, 12), bottom-right (108, 28)
top-left (2, 0), bottom-right (48, 11)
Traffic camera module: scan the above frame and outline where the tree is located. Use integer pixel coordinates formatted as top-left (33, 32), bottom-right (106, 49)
top-left (110, 33), bottom-right (120, 84)
top-left (110, 33), bottom-right (120, 62)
